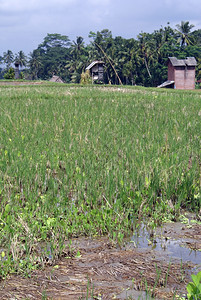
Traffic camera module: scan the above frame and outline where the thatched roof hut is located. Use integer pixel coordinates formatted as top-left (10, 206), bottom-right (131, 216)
top-left (49, 75), bottom-right (64, 83)
top-left (86, 61), bottom-right (104, 83)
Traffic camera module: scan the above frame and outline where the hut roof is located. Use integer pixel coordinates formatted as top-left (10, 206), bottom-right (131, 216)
top-left (185, 57), bottom-right (197, 66)
top-left (86, 61), bottom-right (104, 70)
top-left (168, 57), bottom-right (197, 67)
top-left (49, 75), bottom-right (64, 83)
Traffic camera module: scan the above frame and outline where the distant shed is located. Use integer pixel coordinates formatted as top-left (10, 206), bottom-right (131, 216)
top-left (49, 75), bottom-right (64, 83)
top-left (158, 57), bottom-right (197, 89)
top-left (86, 61), bottom-right (104, 83)
top-left (14, 61), bottom-right (20, 79)
top-left (167, 57), bottom-right (197, 89)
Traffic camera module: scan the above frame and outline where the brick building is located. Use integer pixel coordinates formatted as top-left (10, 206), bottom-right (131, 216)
top-left (158, 57), bottom-right (197, 89)
top-left (168, 57), bottom-right (197, 89)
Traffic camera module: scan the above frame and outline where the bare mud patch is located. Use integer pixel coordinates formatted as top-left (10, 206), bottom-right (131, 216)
top-left (0, 221), bottom-right (200, 300)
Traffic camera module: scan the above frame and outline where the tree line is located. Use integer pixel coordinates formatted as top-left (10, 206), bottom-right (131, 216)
top-left (0, 21), bottom-right (201, 86)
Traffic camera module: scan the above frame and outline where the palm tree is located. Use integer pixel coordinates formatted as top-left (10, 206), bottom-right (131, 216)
top-left (66, 36), bottom-right (88, 83)
top-left (137, 33), bottom-right (155, 79)
top-left (175, 21), bottom-right (195, 47)
top-left (28, 50), bottom-right (42, 79)
top-left (15, 51), bottom-right (27, 69)
top-left (72, 36), bottom-right (84, 55)
top-left (3, 50), bottom-right (14, 70)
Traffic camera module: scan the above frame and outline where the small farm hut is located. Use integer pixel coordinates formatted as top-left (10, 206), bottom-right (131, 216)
top-left (14, 61), bottom-right (20, 79)
top-left (158, 57), bottom-right (197, 89)
top-left (49, 75), bottom-right (64, 83)
top-left (86, 61), bottom-right (104, 83)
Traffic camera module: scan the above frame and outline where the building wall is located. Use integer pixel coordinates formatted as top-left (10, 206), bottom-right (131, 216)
top-left (168, 62), bottom-right (175, 81)
top-left (174, 67), bottom-right (196, 89)
top-left (14, 66), bottom-right (20, 79)
top-left (91, 64), bottom-right (104, 82)
top-left (91, 65), bottom-right (99, 73)
top-left (184, 66), bottom-right (195, 89)
top-left (168, 60), bottom-right (196, 90)
top-left (174, 67), bottom-right (185, 89)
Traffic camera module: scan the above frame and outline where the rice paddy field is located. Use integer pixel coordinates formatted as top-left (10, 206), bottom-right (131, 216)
top-left (0, 82), bottom-right (201, 281)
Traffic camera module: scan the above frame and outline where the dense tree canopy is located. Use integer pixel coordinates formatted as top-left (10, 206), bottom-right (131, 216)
top-left (1, 21), bottom-right (201, 85)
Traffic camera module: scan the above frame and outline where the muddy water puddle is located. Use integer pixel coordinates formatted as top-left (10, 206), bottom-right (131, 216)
top-left (129, 222), bottom-right (201, 266)
top-left (0, 220), bottom-right (200, 299)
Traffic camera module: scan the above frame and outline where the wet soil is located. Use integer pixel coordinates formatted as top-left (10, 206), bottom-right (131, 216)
top-left (0, 81), bottom-right (45, 86)
top-left (0, 220), bottom-right (200, 300)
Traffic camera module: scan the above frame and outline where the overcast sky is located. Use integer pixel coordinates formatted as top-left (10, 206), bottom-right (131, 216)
top-left (0, 0), bottom-right (201, 56)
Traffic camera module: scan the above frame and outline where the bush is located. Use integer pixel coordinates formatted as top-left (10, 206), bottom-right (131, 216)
top-left (80, 70), bottom-right (91, 84)
top-left (4, 68), bottom-right (15, 79)
top-left (19, 72), bottom-right (25, 79)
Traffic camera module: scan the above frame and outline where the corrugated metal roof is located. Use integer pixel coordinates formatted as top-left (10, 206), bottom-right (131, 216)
top-left (168, 57), bottom-right (186, 66)
top-left (86, 61), bottom-right (104, 70)
top-left (157, 80), bottom-right (175, 88)
top-left (168, 57), bottom-right (197, 67)
top-left (185, 57), bottom-right (197, 66)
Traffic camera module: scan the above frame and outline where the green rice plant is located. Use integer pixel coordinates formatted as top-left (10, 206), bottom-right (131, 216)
top-left (186, 271), bottom-right (201, 300)
top-left (0, 84), bottom-right (200, 275)
top-left (180, 259), bottom-right (185, 282)
top-left (164, 259), bottom-right (172, 287)
top-left (79, 277), bottom-right (95, 299)
top-left (151, 263), bottom-right (162, 296)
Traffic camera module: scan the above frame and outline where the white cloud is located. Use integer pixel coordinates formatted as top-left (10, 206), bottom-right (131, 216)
top-left (87, 0), bottom-right (110, 5)
top-left (0, 0), bottom-right (76, 13)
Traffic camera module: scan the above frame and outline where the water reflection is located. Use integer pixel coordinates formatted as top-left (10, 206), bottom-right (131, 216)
top-left (130, 224), bottom-right (201, 265)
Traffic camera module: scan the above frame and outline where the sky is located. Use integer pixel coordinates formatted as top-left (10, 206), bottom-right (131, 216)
top-left (0, 0), bottom-right (201, 56)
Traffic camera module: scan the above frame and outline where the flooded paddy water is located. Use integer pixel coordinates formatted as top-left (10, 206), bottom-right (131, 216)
top-left (130, 221), bottom-right (201, 265)
top-left (0, 216), bottom-right (200, 300)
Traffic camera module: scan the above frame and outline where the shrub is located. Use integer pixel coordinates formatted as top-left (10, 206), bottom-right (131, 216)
top-left (4, 68), bottom-right (15, 79)
top-left (80, 70), bottom-right (91, 84)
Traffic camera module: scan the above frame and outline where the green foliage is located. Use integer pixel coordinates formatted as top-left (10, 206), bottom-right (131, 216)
top-left (28, 49), bottom-right (42, 79)
top-left (186, 272), bottom-right (201, 299)
top-left (80, 70), bottom-right (91, 84)
top-left (3, 50), bottom-right (14, 69)
top-left (15, 50), bottom-right (27, 69)
top-left (19, 71), bottom-right (25, 79)
top-left (39, 33), bottom-right (71, 49)
top-left (175, 21), bottom-right (195, 47)
top-left (4, 67), bottom-right (15, 79)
